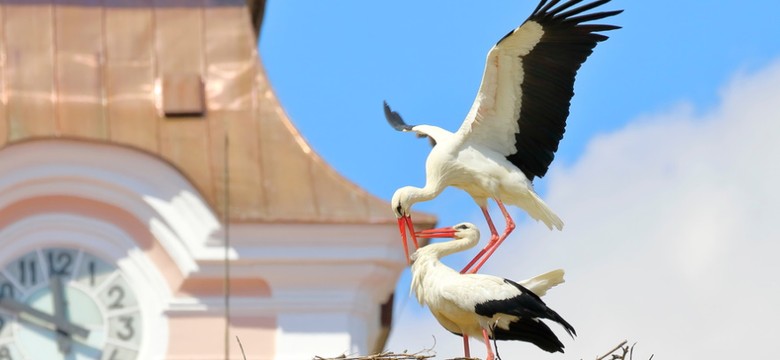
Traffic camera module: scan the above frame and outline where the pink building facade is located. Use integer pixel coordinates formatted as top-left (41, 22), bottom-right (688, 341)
top-left (0, 1), bottom-right (435, 359)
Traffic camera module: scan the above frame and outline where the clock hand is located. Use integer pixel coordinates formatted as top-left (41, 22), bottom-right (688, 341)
top-left (50, 274), bottom-right (73, 354)
top-left (0, 296), bottom-right (89, 338)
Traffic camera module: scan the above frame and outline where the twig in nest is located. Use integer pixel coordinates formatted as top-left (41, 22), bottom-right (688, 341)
top-left (595, 340), bottom-right (653, 360)
top-left (314, 334), bottom-right (440, 360)
top-left (596, 339), bottom-right (628, 360)
top-left (313, 350), bottom-right (435, 360)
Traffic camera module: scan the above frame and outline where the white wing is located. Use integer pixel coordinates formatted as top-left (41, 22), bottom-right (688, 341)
top-left (457, 0), bottom-right (622, 180)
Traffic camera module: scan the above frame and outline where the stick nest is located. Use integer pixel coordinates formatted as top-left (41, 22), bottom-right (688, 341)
top-left (314, 351), bottom-right (437, 360)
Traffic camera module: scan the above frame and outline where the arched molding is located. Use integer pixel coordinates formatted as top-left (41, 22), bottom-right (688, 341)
top-left (0, 139), bottom-right (225, 276)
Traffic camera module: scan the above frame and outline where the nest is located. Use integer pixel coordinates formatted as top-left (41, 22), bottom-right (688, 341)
top-left (313, 351), bottom-right (439, 360)
top-left (312, 339), bottom-right (652, 360)
top-left (312, 352), bottom-right (492, 360)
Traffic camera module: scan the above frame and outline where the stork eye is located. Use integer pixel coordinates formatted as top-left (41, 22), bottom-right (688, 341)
top-left (395, 204), bottom-right (403, 215)
top-left (455, 224), bottom-right (468, 230)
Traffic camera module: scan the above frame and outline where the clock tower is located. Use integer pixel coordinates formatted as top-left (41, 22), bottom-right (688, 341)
top-left (0, 1), bottom-right (435, 359)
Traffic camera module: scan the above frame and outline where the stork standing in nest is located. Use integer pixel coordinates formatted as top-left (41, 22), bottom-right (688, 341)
top-left (411, 223), bottom-right (574, 360)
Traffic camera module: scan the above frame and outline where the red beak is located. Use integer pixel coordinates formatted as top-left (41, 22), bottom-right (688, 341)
top-left (415, 226), bottom-right (457, 239)
top-left (397, 215), bottom-right (419, 264)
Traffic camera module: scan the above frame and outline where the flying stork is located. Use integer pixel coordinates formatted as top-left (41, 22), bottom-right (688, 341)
top-left (387, 0), bottom-right (622, 272)
top-left (411, 223), bottom-right (574, 360)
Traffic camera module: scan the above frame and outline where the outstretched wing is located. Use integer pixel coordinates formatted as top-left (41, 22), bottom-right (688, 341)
top-left (457, 0), bottom-right (622, 180)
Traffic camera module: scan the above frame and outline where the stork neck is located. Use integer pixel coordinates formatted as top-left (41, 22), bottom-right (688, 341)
top-left (406, 185), bottom-right (443, 205)
top-left (409, 231), bottom-right (478, 306)
top-left (418, 235), bottom-right (478, 261)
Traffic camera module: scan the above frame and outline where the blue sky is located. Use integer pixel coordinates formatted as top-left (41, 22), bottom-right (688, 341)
top-left (259, 1), bottom-right (780, 358)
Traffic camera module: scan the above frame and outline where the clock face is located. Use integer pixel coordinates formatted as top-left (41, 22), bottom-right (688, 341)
top-left (0, 247), bottom-right (142, 360)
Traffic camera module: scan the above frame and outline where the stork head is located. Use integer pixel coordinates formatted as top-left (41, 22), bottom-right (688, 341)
top-left (412, 223), bottom-right (480, 262)
top-left (392, 186), bottom-right (419, 264)
top-left (415, 222), bottom-right (479, 242)
top-left (391, 186), bottom-right (417, 218)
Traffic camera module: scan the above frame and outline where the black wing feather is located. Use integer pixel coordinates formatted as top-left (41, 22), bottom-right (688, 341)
top-left (383, 101), bottom-right (414, 132)
top-left (492, 316), bottom-right (566, 353)
top-left (474, 278), bottom-right (576, 353)
top-left (535, 0), bottom-right (565, 17)
top-left (505, 0), bottom-right (622, 180)
top-left (544, 0), bottom-right (587, 17)
top-left (553, 0), bottom-right (610, 19)
top-left (563, 10), bottom-right (624, 25)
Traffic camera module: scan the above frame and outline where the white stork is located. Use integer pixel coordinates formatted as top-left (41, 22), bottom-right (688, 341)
top-left (387, 0), bottom-right (622, 272)
top-left (411, 223), bottom-right (574, 360)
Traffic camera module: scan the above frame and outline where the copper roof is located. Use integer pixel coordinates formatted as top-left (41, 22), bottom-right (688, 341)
top-left (245, 0), bottom-right (266, 38)
top-left (0, 0), bottom-right (436, 225)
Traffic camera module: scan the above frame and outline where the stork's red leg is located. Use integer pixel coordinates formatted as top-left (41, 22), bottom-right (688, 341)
top-left (481, 328), bottom-right (495, 360)
top-left (463, 334), bottom-right (470, 358)
top-left (468, 200), bottom-right (515, 274)
top-left (460, 205), bottom-right (500, 274)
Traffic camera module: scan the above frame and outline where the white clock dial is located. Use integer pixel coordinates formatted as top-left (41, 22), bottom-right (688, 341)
top-left (0, 248), bottom-right (143, 360)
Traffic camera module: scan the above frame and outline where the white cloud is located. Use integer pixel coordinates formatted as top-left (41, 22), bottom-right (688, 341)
top-left (386, 59), bottom-right (780, 359)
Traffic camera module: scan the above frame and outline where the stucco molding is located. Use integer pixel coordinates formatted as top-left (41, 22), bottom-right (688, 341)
top-left (0, 139), bottom-right (223, 275)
